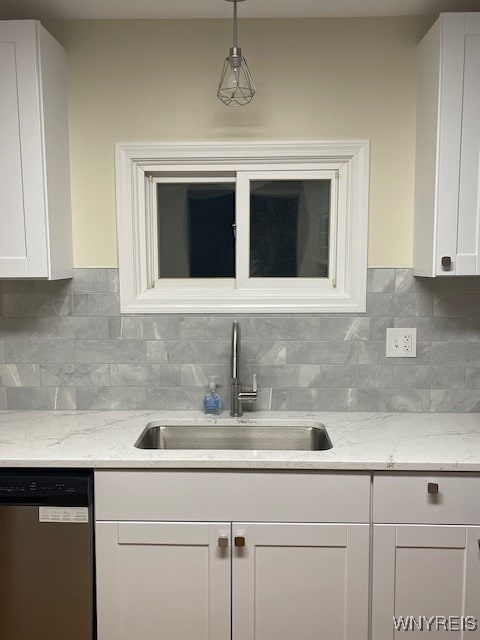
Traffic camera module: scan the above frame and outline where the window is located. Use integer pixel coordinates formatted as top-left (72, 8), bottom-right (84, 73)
top-left (116, 141), bottom-right (369, 313)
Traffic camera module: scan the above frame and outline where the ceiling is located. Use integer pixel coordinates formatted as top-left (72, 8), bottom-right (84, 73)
top-left (1, 0), bottom-right (480, 20)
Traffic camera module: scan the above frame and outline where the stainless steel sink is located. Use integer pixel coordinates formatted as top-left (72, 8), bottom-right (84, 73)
top-left (135, 422), bottom-right (332, 451)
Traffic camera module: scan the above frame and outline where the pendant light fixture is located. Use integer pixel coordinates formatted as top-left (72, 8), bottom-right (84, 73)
top-left (217, 0), bottom-right (255, 107)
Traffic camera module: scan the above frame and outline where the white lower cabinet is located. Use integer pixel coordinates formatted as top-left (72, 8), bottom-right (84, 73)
top-left (94, 470), bottom-right (371, 640)
top-left (232, 522), bottom-right (369, 640)
top-left (96, 520), bottom-right (369, 640)
top-left (96, 522), bottom-right (231, 640)
top-left (372, 524), bottom-right (480, 638)
top-left (95, 470), bottom-right (480, 639)
top-left (372, 473), bottom-right (480, 638)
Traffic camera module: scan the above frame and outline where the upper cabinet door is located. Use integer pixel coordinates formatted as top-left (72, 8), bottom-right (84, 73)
top-left (414, 13), bottom-right (480, 277)
top-left (457, 15), bottom-right (480, 274)
top-left (0, 34), bottom-right (27, 276)
top-left (0, 21), bottom-right (72, 280)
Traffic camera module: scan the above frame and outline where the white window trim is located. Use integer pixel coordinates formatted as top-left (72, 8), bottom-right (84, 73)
top-left (115, 140), bottom-right (370, 314)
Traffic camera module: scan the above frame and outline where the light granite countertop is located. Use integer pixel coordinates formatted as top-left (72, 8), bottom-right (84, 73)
top-left (0, 410), bottom-right (479, 471)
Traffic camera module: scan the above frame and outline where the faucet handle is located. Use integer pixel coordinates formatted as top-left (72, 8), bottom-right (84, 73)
top-left (237, 373), bottom-right (258, 403)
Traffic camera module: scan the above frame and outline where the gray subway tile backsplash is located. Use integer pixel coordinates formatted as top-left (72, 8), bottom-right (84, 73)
top-left (0, 317), bottom-right (38, 339)
top-left (145, 387), bottom-right (207, 411)
top-left (378, 389), bottom-right (430, 413)
top-left (366, 292), bottom-right (434, 317)
top-left (1, 267), bottom-right (480, 411)
top-left (271, 388), bottom-right (357, 411)
top-left (110, 364), bottom-right (181, 387)
top-left (3, 293), bottom-right (73, 317)
top-left (430, 342), bottom-right (468, 365)
top-left (0, 364), bottom-right (40, 387)
top-left (76, 387), bottom-right (146, 410)
top-left (180, 364), bottom-right (230, 388)
top-left (318, 364), bottom-right (393, 389)
top-left (73, 293), bottom-right (120, 317)
top-left (286, 342), bottom-right (357, 365)
top-left (6, 340), bottom-right (75, 364)
top-left (429, 390), bottom-right (480, 413)
top-left (393, 365), bottom-right (466, 389)
top-left (465, 367), bottom-right (480, 389)
top-left (242, 341), bottom-right (286, 365)
top-left (434, 293), bottom-right (480, 317)
top-left (75, 340), bottom-right (145, 364)
top-left (367, 268), bottom-right (395, 293)
top-left (5, 387), bottom-right (76, 410)
top-left (38, 317), bottom-right (110, 340)
top-left (70, 269), bottom-right (111, 293)
top-left (40, 364), bottom-right (111, 387)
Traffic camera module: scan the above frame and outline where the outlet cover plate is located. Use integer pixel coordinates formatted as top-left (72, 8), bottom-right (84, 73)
top-left (386, 328), bottom-right (417, 358)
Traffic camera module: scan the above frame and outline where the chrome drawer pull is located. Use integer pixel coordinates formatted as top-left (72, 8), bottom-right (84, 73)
top-left (427, 482), bottom-right (439, 495)
top-left (218, 536), bottom-right (229, 549)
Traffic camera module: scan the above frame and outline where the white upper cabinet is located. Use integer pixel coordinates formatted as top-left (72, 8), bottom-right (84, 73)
top-left (414, 13), bottom-right (480, 277)
top-left (0, 20), bottom-right (72, 280)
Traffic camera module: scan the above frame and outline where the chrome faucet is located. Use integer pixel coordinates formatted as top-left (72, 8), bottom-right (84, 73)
top-left (230, 321), bottom-right (257, 417)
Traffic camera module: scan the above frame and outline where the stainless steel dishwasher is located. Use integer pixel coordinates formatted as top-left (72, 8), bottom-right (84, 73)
top-left (0, 470), bottom-right (94, 640)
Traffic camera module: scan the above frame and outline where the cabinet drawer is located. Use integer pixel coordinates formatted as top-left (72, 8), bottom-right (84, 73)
top-left (373, 473), bottom-right (480, 524)
top-left (95, 471), bottom-right (370, 523)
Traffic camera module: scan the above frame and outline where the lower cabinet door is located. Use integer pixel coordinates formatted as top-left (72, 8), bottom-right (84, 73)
top-left (232, 523), bottom-right (370, 640)
top-left (96, 521), bottom-right (231, 640)
top-left (372, 524), bottom-right (480, 639)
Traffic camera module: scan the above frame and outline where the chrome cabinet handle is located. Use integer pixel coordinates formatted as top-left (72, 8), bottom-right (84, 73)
top-left (428, 482), bottom-right (439, 495)
top-left (218, 536), bottom-right (229, 549)
top-left (234, 535), bottom-right (246, 547)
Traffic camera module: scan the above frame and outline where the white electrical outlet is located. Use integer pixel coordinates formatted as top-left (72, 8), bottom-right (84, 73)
top-left (386, 328), bottom-right (417, 358)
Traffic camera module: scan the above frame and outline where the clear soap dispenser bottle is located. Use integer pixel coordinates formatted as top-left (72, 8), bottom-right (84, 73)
top-left (203, 376), bottom-right (222, 415)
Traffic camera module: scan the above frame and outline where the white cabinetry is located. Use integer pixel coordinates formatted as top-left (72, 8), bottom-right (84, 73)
top-left (413, 13), bottom-right (480, 277)
top-left (372, 525), bottom-right (480, 637)
top-left (95, 471), bottom-right (371, 640)
top-left (0, 20), bottom-right (72, 279)
top-left (96, 522), bottom-right (231, 640)
top-left (372, 474), bottom-right (480, 638)
top-left (232, 522), bottom-right (369, 640)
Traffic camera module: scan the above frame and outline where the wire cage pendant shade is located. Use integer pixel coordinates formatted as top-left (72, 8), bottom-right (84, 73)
top-left (217, 0), bottom-right (255, 106)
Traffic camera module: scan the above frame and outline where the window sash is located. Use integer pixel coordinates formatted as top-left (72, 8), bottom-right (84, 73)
top-left (149, 170), bottom-right (338, 293)
top-left (150, 176), bottom-right (236, 284)
top-left (235, 170), bottom-right (338, 291)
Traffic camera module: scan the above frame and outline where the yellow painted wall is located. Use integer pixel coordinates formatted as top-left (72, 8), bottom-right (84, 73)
top-left (45, 17), bottom-right (433, 268)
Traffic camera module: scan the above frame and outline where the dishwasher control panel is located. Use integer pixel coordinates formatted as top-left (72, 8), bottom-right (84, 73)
top-left (0, 472), bottom-right (91, 505)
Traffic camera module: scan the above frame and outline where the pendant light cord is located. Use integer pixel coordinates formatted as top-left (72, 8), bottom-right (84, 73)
top-left (233, 0), bottom-right (237, 48)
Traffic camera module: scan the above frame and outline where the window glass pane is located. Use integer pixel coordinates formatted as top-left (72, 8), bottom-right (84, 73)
top-left (250, 180), bottom-right (331, 278)
top-left (157, 183), bottom-right (235, 278)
